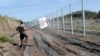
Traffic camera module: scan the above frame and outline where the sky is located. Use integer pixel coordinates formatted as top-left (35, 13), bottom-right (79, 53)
top-left (0, 0), bottom-right (100, 22)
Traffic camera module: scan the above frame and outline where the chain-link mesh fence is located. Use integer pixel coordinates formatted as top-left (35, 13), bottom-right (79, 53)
top-left (32, 0), bottom-right (100, 37)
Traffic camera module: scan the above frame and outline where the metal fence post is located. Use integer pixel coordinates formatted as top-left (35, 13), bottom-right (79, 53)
top-left (49, 13), bottom-right (51, 29)
top-left (61, 8), bottom-right (65, 32)
top-left (50, 13), bottom-right (52, 30)
top-left (81, 0), bottom-right (86, 36)
top-left (52, 12), bottom-right (54, 30)
top-left (56, 10), bottom-right (59, 31)
top-left (69, 4), bottom-right (74, 35)
top-left (53, 12), bottom-right (55, 30)
top-left (47, 14), bottom-right (50, 29)
top-left (46, 15), bottom-right (48, 29)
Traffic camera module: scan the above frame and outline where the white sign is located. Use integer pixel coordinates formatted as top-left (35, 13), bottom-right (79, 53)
top-left (38, 17), bottom-right (48, 29)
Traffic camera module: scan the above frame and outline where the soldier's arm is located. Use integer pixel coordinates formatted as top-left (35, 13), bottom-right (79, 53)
top-left (16, 27), bottom-right (19, 31)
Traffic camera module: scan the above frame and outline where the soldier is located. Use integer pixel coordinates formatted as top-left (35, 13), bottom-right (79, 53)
top-left (16, 20), bottom-right (29, 48)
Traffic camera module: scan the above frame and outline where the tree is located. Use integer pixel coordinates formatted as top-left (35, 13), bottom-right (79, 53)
top-left (97, 11), bottom-right (100, 19)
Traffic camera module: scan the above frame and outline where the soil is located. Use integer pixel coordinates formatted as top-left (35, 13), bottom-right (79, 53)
top-left (32, 29), bottom-right (100, 56)
top-left (1, 29), bottom-right (100, 56)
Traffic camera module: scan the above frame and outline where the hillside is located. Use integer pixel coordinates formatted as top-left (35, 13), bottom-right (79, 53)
top-left (65, 10), bottom-right (98, 19)
top-left (0, 15), bottom-right (19, 36)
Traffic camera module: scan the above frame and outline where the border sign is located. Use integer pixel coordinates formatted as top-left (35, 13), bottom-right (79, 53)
top-left (38, 17), bottom-right (48, 29)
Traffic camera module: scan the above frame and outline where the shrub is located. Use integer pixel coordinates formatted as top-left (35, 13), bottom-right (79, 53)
top-left (0, 35), bottom-right (12, 42)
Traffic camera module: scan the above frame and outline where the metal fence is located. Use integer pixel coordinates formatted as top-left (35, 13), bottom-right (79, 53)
top-left (36, 0), bottom-right (100, 37)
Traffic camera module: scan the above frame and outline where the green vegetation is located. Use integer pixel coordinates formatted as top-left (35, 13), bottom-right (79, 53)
top-left (54, 10), bottom-right (100, 22)
top-left (55, 10), bottom-right (100, 33)
top-left (97, 11), bottom-right (100, 19)
top-left (0, 15), bottom-right (19, 22)
top-left (86, 26), bottom-right (100, 31)
top-left (0, 35), bottom-right (12, 42)
top-left (65, 10), bottom-right (98, 19)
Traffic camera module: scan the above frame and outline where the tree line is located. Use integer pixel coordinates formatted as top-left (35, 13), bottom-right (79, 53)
top-left (66, 10), bottom-right (100, 19)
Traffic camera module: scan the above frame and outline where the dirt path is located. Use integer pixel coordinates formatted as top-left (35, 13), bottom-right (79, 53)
top-left (27, 30), bottom-right (44, 56)
top-left (11, 30), bottom-right (44, 56)
top-left (10, 29), bottom-right (100, 56)
top-left (31, 29), bottom-right (100, 56)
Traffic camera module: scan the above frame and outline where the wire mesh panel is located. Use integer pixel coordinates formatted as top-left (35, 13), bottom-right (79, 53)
top-left (56, 10), bottom-right (59, 31)
top-left (63, 6), bottom-right (71, 33)
top-left (71, 0), bottom-right (83, 36)
top-left (53, 10), bottom-right (59, 31)
top-left (53, 11), bottom-right (57, 30)
top-left (57, 9), bottom-right (63, 31)
top-left (34, 0), bottom-right (100, 37)
top-left (46, 14), bottom-right (50, 29)
top-left (84, 0), bottom-right (100, 36)
top-left (50, 12), bottom-right (54, 30)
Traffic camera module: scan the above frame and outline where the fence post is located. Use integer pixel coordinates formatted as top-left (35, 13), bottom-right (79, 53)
top-left (61, 8), bottom-right (65, 32)
top-left (56, 10), bottom-right (59, 31)
top-left (46, 15), bottom-right (48, 29)
top-left (47, 14), bottom-right (50, 29)
top-left (81, 0), bottom-right (86, 36)
top-left (49, 13), bottom-right (51, 30)
top-left (50, 13), bottom-right (52, 29)
top-left (69, 4), bottom-right (74, 35)
top-left (53, 12), bottom-right (55, 30)
top-left (52, 12), bottom-right (54, 30)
